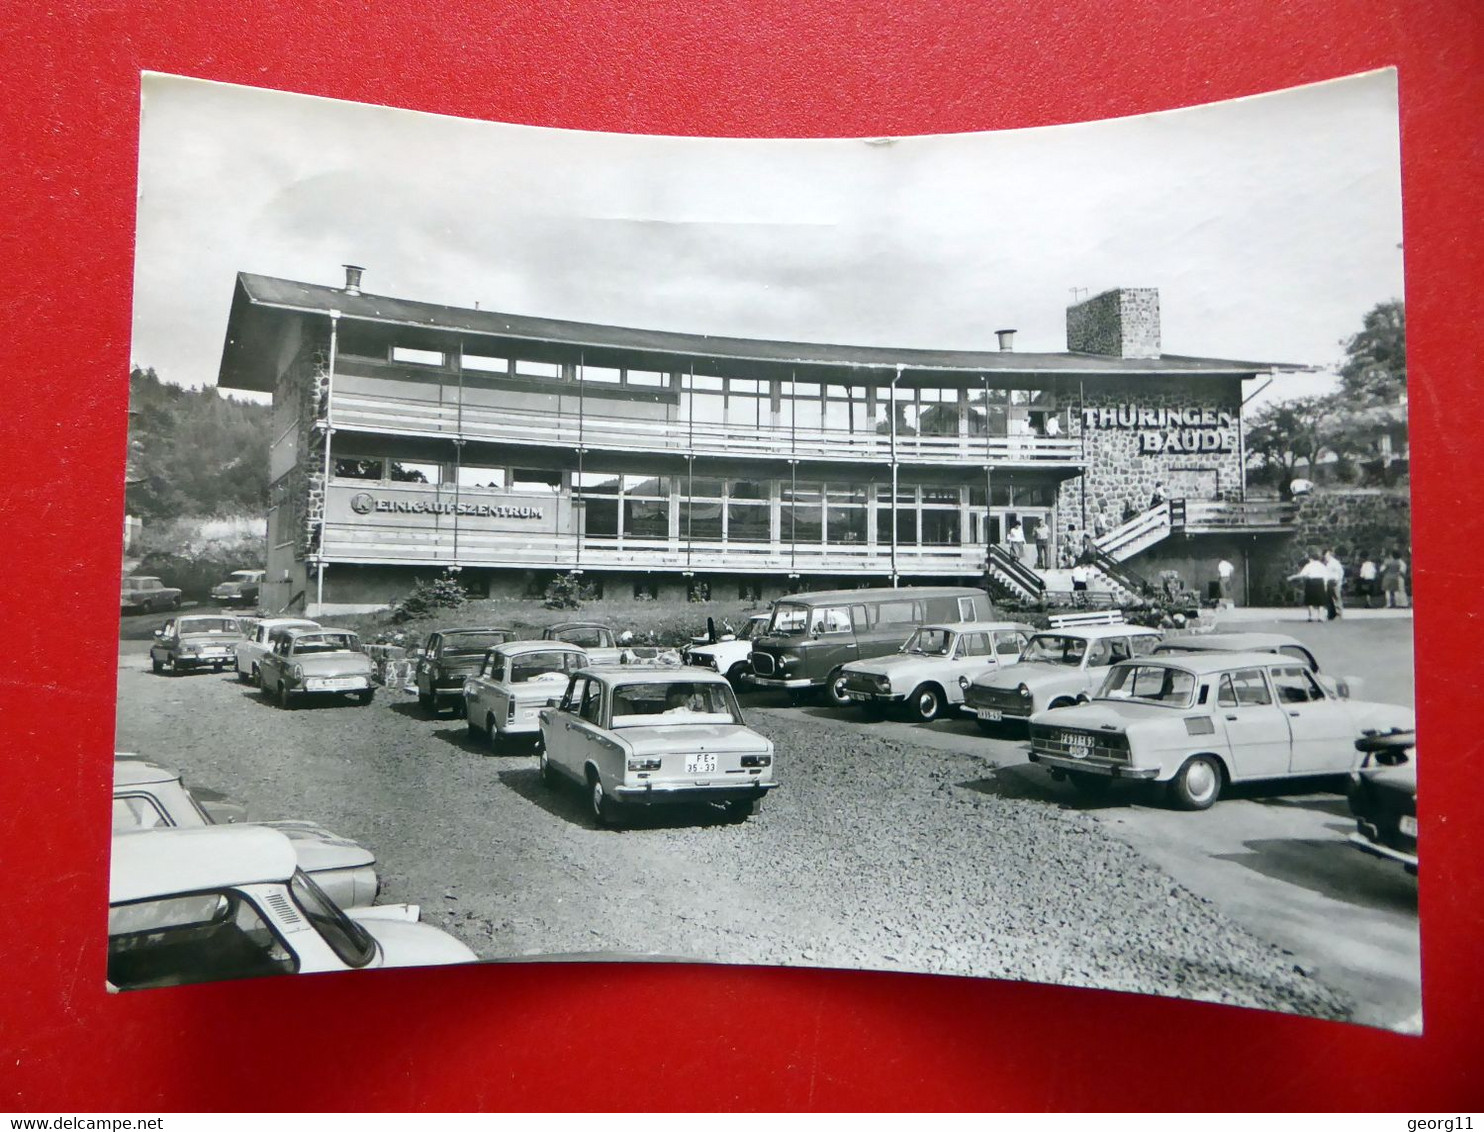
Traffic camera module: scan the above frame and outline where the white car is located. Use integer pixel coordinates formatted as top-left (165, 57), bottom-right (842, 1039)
top-left (463, 640), bottom-right (590, 750)
top-left (839, 620), bottom-right (1034, 721)
top-left (113, 757), bottom-right (379, 909)
top-left (108, 826), bottom-right (477, 990)
top-left (234, 617), bottom-right (320, 683)
top-left (683, 614), bottom-right (771, 685)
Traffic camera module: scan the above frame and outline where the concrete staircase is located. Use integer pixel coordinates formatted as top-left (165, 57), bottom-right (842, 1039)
top-left (1039, 567), bottom-right (1141, 606)
top-left (1095, 501), bottom-right (1172, 562)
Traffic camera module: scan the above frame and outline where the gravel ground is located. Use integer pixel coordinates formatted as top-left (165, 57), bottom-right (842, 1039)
top-left (114, 647), bottom-right (1352, 1021)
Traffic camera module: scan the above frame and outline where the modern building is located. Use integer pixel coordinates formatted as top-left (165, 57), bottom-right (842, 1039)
top-left (217, 268), bottom-right (1300, 614)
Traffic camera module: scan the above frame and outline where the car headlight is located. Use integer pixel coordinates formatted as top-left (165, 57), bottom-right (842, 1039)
top-left (1017, 683), bottom-right (1031, 698)
top-left (292, 664), bottom-right (305, 681)
top-left (958, 675), bottom-right (970, 690)
top-left (182, 645), bottom-right (198, 655)
top-left (873, 675), bottom-right (891, 692)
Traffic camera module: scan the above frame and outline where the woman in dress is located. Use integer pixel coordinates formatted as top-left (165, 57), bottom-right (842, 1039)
top-left (1287, 549), bottom-right (1329, 622)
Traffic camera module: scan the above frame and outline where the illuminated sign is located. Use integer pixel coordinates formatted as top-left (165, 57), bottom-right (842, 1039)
top-left (348, 492), bottom-right (544, 519)
top-left (1081, 406), bottom-right (1237, 454)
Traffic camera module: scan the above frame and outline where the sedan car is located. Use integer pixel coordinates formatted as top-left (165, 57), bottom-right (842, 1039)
top-left (1347, 729), bottom-right (1418, 874)
top-left (1152, 632), bottom-right (1361, 698)
top-left (121, 575), bottom-right (182, 614)
top-left (963, 625), bottom-right (1164, 729)
top-left (234, 616), bottom-right (320, 683)
top-left (258, 626), bottom-right (375, 708)
top-left (539, 667), bottom-right (777, 827)
top-left (149, 614), bottom-right (242, 675)
top-left (414, 627), bottom-right (517, 715)
top-left (113, 757), bottom-right (380, 908)
top-left (541, 621), bottom-right (668, 665)
top-left (463, 640), bottom-right (589, 750)
top-left (108, 825), bottom-right (476, 991)
top-left (1025, 652), bottom-right (1415, 809)
top-left (210, 569), bottom-right (265, 607)
top-left (839, 620), bottom-right (1034, 721)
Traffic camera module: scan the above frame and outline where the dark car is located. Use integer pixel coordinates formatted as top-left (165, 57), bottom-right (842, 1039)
top-left (1347, 729), bottom-right (1417, 874)
top-left (210, 569), bottom-right (265, 607)
top-left (149, 614), bottom-right (242, 675)
top-left (415, 627), bottom-right (518, 715)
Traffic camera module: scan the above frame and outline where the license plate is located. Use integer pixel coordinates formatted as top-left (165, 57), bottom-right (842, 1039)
top-left (976, 708), bottom-right (1002, 721)
top-left (686, 752), bottom-right (718, 774)
top-left (314, 677), bottom-right (362, 690)
top-left (1063, 732), bottom-right (1093, 749)
top-left (1399, 814), bottom-right (1418, 837)
top-left (847, 692), bottom-right (867, 701)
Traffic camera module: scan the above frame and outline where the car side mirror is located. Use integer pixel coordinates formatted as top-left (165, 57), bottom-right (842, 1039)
top-left (153, 629), bottom-right (164, 639)
top-left (1075, 692), bottom-right (1091, 705)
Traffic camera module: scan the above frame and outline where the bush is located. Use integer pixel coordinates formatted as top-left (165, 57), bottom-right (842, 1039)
top-left (391, 575), bottom-right (469, 623)
top-left (134, 516), bottom-right (265, 602)
top-left (542, 571), bottom-right (597, 610)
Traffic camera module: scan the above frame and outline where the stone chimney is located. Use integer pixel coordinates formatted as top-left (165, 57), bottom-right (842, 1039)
top-left (342, 264), bottom-right (364, 296)
top-left (1066, 288), bottom-right (1161, 359)
top-left (995, 328), bottom-right (1017, 351)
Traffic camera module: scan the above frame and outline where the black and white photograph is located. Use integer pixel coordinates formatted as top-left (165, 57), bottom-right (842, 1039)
top-left (114, 68), bottom-right (1416, 1029)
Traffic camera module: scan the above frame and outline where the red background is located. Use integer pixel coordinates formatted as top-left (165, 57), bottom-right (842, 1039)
top-left (2, 0), bottom-right (1481, 1112)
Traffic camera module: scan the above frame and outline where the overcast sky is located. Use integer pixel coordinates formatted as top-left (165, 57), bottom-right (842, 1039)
top-left (133, 69), bottom-right (1403, 408)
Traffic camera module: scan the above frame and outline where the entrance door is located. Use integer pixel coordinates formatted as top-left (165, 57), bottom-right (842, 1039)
top-left (1014, 508), bottom-right (1053, 570)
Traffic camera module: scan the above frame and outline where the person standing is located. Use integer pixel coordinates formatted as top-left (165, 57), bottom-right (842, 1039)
top-left (1070, 560), bottom-right (1091, 606)
top-left (1322, 547), bottom-right (1345, 620)
top-left (1092, 509), bottom-right (1108, 539)
top-left (1288, 549), bottom-right (1329, 622)
top-left (1358, 553), bottom-right (1378, 608)
top-left (1217, 558), bottom-right (1235, 608)
top-left (1007, 518), bottom-right (1027, 566)
top-left (1150, 482), bottom-right (1166, 508)
top-left (1034, 518), bottom-right (1051, 569)
top-left (1381, 549), bottom-right (1406, 608)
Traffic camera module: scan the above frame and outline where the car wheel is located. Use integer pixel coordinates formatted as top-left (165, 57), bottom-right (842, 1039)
top-left (236, 664), bottom-right (251, 684)
top-left (823, 669), bottom-right (852, 709)
top-left (278, 682), bottom-right (294, 710)
top-left (1048, 697), bottom-right (1078, 710)
top-left (726, 798), bottom-right (760, 822)
top-left (539, 746), bottom-right (557, 788)
top-left (151, 655), bottom-right (163, 674)
top-left (588, 771), bottom-right (621, 828)
top-left (418, 690), bottom-right (435, 714)
top-left (168, 596), bottom-right (181, 610)
top-left (466, 709), bottom-right (484, 739)
top-left (1167, 755), bottom-right (1222, 811)
top-left (355, 689), bottom-right (374, 706)
top-left (485, 714), bottom-right (502, 754)
top-left (907, 683), bottom-right (942, 723)
top-left (726, 661), bottom-right (749, 687)
top-left (1068, 772), bottom-right (1112, 799)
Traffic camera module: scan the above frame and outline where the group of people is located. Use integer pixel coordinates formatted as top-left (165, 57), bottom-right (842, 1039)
top-left (1004, 517), bottom-right (1054, 570)
top-left (1288, 547), bottom-right (1409, 621)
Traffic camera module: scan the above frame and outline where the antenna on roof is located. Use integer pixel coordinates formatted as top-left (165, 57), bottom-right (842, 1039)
top-left (1069, 286), bottom-right (1089, 303)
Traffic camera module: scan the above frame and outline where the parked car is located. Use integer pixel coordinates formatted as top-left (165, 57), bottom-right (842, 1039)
top-left (839, 620), bottom-right (1034, 721)
top-left (258, 626), bottom-right (375, 708)
top-left (540, 621), bottom-right (669, 665)
top-left (538, 667), bottom-right (777, 827)
top-left (210, 569), bottom-right (266, 607)
top-left (963, 624), bottom-right (1164, 729)
top-left (414, 627), bottom-right (517, 714)
top-left (1347, 729), bottom-right (1418, 874)
top-left (149, 614), bottom-right (243, 675)
top-left (1153, 632), bottom-right (1361, 698)
top-left (121, 575), bottom-right (181, 614)
top-left (234, 616), bottom-right (320, 684)
top-left (112, 757), bottom-right (379, 908)
top-left (747, 586), bottom-right (995, 706)
top-left (463, 640), bottom-right (590, 750)
top-left (682, 613), bottom-right (771, 686)
top-left (1024, 652), bottom-right (1415, 809)
top-left (108, 825), bottom-right (476, 990)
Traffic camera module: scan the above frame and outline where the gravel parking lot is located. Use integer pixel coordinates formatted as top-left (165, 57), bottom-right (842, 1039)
top-left (114, 616), bottom-right (1420, 1024)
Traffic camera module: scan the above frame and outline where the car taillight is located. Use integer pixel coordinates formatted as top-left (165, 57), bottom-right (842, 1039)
top-left (627, 757), bottom-right (662, 771)
top-left (741, 754), bottom-right (772, 767)
top-left (508, 699), bottom-right (518, 721)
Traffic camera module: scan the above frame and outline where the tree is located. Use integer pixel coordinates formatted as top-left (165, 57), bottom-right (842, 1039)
top-left (1338, 300), bottom-right (1405, 404)
top-left (1244, 395), bottom-right (1339, 498)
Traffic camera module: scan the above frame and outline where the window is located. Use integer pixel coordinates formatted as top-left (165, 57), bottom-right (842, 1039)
top-left (334, 457), bottom-right (383, 480)
top-left (389, 461), bottom-right (441, 484)
top-left (108, 891), bottom-right (297, 990)
top-left (633, 580), bottom-right (659, 600)
top-left (726, 479), bottom-right (770, 543)
top-left (1279, 645), bottom-right (1318, 669)
top-left (1130, 635), bottom-right (1160, 656)
top-left (574, 471), bottom-right (620, 537)
top-left (626, 369), bottom-right (667, 387)
top-left (1099, 664), bottom-right (1196, 706)
top-left (112, 795), bottom-right (170, 832)
top-left (580, 365), bottom-right (622, 384)
top-left (561, 677), bottom-right (588, 713)
top-left (739, 581), bottom-right (763, 601)
top-left (958, 632), bottom-right (990, 658)
top-left (579, 681), bottom-right (604, 724)
top-left (815, 607), bottom-right (852, 634)
top-left (461, 353), bottom-right (509, 375)
top-left (290, 870), bottom-right (376, 969)
top-left (514, 359), bottom-right (562, 380)
top-left (994, 631), bottom-right (1027, 657)
top-left (623, 475), bottom-right (670, 539)
top-left (1086, 640), bottom-right (1114, 667)
top-left (1270, 665), bottom-right (1325, 704)
top-left (875, 600), bottom-right (918, 626)
top-left (392, 346), bottom-right (445, 367)
top-left (456, 465), bottom-right (507, 489)
top-left (511, 468), bottom-right (562, 493)
top-left (1222, 668), bottom-right (1273, 707)
top-left (768, 604), bottom-right (810, 635)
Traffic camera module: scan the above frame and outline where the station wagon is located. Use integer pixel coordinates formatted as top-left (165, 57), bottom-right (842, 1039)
top-left (1026, 652), bottom-right (1415, 809)
top-left (538, 667), bottom-right (777, 826)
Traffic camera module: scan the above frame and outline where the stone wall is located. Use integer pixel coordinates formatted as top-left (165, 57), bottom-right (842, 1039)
top-left (1247, 488), bottom-right (1413, 604)
top-left (1066, 288), bottom-right (1161, 359)
top-left (1055, 376), bottom-right (1244, 550)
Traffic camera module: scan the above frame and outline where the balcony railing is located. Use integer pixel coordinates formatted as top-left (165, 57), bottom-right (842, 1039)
top-left (330, 390), bottom-right (1082, 468)
top-left (1175, 499), bottom-right (1297, 532)
top-left (319, 523), bottom-right (987, 576)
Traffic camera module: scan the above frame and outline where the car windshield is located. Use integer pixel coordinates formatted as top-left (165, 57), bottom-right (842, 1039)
top-left (609, 680), bottom-right (742, 726)
top-left (289, 870), bottom-right (377, 969)
top-left (292, 632), bottom-right (359, 654)
top-left (442, 630), bottom-right (513, 654)
top-left (230, 572), bottom-right (261, 582)
top-left (1021, 635), bottom-right (1088, 666)
top-left (903, 628), bottom-right (954, 656)
top-left (179, 618), bottom-right (239, 635)
top-left (122, 578), bottom-right (158, 590)
top-left (1096, 663), bottom-right (1197, 707)
top-left (504, 650), bottom-right (586, 683)
top-left (767, 604), bottom-right (810, 636)
top-left (745, 617), bottom-right (769, 641)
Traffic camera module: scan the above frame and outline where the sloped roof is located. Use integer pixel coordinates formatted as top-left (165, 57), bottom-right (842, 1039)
top-left (218, 272), bottom-right (1299, 393)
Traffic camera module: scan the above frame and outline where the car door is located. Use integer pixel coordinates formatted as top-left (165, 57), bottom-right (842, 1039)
top-left (1269, 664), bottom-right (1360, 775)
top-left (1213, 667), bottom-right (1291, 780)
top-left (151, 619), bottom-right (177, 663)
top-left (1079, 637), bottom-right (1117, 693)
top-left (466, 651), bottom-right (496, 722)
top-left (418, 634), bottom-right (442, 694)
top-left (992, 629), bottom-right (1028, 668)
top-left (949, 632), bottom-right (995, 701)
top-left (546, 675), bottom-right (589, 774)
top-left (261, 636), bottom-right (288, 690)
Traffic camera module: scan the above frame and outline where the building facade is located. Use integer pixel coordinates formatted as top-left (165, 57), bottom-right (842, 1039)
top-left (217, 270), bottom-right (1298, 614)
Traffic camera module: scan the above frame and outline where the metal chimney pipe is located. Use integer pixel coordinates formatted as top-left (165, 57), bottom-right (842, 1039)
top-left (995, 328), bottom-right (1017, 352)
top-left (343, 264), bottom-right (364, 295)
